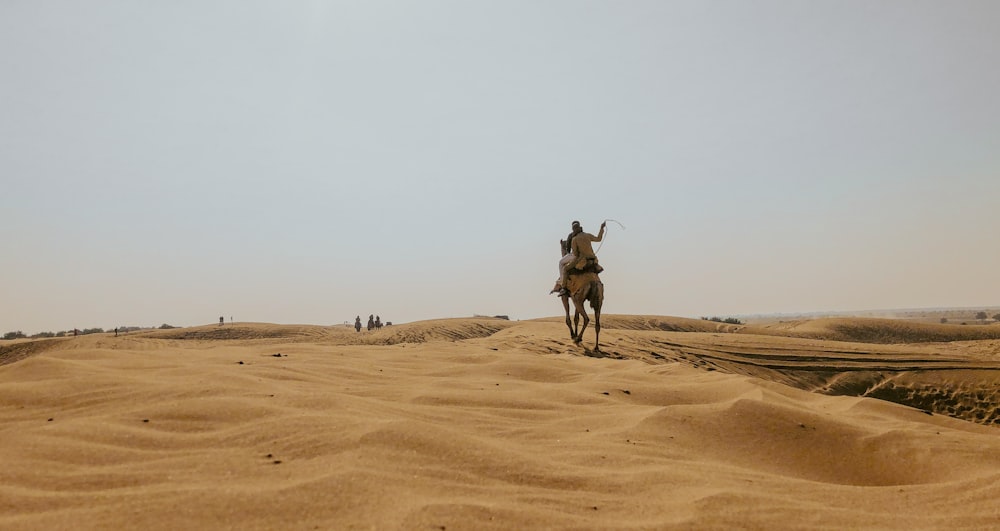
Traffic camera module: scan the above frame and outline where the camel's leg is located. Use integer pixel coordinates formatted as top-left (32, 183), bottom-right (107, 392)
top-left (561, 295), bottom-right (575, 340)
top-left (574, 294), bottom-right (590, 346)
top-left (593, 308), bottom-right (601, 351)
top-left (591, 282), bottom-right (604, 351)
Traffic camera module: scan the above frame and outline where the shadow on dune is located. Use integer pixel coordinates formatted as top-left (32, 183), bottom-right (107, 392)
top-left (147, 325), bottom-right (316, 341)
top-left (362, 319), bottom-right (518, 345)
top-left (0, 339), bottom-right (69, 366)
top-left (745, 317), bottom-right (1000, 344)
top-left (565, 315), bottom-right (1000, 425)
top-left (616, 332), bottom-right (1000, 426)
top-left (144, 318), bottom-right (519, 346)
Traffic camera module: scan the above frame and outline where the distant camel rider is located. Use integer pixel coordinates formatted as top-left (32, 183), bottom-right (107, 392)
top-left (555, 220), bottom-right (605, 296)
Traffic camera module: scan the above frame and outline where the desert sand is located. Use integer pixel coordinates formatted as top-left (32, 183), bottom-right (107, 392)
top-left (2, 316), bottom-right (1000, 529)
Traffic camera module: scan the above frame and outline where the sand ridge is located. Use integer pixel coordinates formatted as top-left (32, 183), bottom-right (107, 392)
top-left (744, 316), bottom-right (1000, 343)
top-left (2, 316), bottom-right (1000, 529)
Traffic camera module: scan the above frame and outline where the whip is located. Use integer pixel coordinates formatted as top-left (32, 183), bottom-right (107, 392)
top-left (596, 218), bottom-right (625, 254)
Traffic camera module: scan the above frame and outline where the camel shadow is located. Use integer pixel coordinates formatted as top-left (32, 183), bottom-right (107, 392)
top-left (581, 347), bottom-right (625, 360)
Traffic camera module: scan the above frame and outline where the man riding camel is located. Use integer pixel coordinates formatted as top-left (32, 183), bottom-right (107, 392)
top-left (551, 220), bottom-right (605, 297)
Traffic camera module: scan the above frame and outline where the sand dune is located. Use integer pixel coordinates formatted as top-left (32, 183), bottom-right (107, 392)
top-left (746, 316), bottom-right (1000, 344)
top-left (147, 318), bottom-right (520, 346)
top-left (2, 316), bottom-right (1000, 529)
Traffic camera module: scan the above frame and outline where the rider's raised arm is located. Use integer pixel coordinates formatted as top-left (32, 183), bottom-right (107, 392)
top-left (592, 223), bottom-right (605, 242)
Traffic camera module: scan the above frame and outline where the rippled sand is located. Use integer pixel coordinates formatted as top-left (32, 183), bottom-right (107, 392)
top-left (2, 317), bottom-right (999, 529)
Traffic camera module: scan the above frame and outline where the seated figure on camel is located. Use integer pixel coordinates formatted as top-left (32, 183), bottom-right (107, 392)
top-left (550, 220), bottom-right (606, 297)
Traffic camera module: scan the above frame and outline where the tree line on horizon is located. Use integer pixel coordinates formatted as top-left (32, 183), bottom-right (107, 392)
top-left (2, 323), bottom-right (179, 340)
top-left (940, 312), bottom-right (1000, 325)
top-left (701, 316), bottom-right (744, 325)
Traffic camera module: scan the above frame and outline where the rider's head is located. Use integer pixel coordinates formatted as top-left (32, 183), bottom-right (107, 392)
top-left (571, 220), bottom-right (582, 233)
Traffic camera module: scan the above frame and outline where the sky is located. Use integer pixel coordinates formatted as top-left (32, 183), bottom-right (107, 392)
top-left (2, 1), bottom-right (999, 334)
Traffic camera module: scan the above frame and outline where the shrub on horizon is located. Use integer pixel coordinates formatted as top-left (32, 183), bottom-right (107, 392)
top-left (2, 331), bottom-right (26, 340)
top-left (159, 323), bottom-right (177, 329)
top-left (701, 316), bottom-right (744, 325)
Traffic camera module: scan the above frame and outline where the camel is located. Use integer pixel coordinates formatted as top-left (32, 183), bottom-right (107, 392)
top-left (560, 269), bottom-right (604, 351)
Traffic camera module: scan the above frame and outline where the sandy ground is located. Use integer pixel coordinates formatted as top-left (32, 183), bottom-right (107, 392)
top-left (2, 316), bottom-right (1000, 529)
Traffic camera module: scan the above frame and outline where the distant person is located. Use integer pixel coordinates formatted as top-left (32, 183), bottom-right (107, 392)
top-left (375, 316), bottom-right (382, 329)
top-left (355, 316), bottom-right (362, 333)
top-left (219, 316), bottom-right (224, 326)
top-left (114, 327), bottom-right (118, 337)
top-left (367, 314), bottom-right (375, 332)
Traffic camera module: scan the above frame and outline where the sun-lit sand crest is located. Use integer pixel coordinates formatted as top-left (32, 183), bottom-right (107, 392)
top-left (2, 316), bottom-right (1000, 529)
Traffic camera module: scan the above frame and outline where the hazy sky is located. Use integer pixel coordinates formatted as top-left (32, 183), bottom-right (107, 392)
top-left (2, 1), bottom-right (999, 333)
